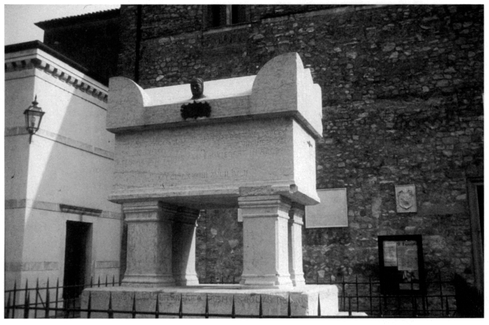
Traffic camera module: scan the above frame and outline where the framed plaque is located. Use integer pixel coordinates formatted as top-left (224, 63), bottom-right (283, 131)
top-left (305, 188), bottom-right (348, 228)
top-left (378, 235), bottom-right (425, 294)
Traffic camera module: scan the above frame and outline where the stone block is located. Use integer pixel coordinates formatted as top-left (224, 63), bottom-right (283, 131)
top-left (80, 285), bottom-right (339, 318)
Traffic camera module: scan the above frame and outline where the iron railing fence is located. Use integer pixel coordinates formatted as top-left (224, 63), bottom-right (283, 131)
top-left (4, 273), bottom-right (466, 318)
top-left (4, 275), bottom-right (121, 318)
top-left (311, 274), bottom-right (456, 317)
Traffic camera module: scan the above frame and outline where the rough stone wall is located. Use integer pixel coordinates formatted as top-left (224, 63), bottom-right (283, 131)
top-left (118, 5), bottom-right (483, 285)
top-left (196, 209), bottom-right (243, 283)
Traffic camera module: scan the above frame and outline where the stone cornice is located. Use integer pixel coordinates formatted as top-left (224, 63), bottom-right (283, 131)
top-left (5, 43), bottom-right (108, 103)
top-left (5, 199), bottom-right (122, 219)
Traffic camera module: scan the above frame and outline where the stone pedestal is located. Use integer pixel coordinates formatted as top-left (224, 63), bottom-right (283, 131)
top-left (106, 53), bottom-right (326, 294)
top-left (122, 201), bottom-right (176, 286)
top-left (239, 195), bottom-right (293, 287)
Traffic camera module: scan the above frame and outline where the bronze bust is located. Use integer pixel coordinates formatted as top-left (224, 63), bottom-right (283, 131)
top-left (190, 78), bottom-right (204, 99)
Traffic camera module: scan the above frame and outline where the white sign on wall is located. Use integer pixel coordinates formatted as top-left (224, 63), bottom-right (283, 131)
top-left (305, 188), bottom-right (348, 228)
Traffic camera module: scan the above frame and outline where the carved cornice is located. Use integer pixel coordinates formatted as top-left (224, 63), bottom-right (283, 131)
top-left (5, 51), bottom-right (108, 103)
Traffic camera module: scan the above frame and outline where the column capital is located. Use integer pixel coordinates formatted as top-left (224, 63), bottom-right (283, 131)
top-left (238, 195), bottom-right (291, 220)
top-left (123, 201), bottom-right (178, 222)
top-left (289, 203), bottom-right (305, 225)
top-left (174, 207), bottom-right (201, 225)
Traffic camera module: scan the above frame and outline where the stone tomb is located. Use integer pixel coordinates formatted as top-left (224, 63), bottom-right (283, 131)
top-left (82, 53), bottom-right (339, 316)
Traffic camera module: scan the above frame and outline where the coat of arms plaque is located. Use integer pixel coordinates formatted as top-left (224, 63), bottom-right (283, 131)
top-left (395, 184), bottom-right (417, 213)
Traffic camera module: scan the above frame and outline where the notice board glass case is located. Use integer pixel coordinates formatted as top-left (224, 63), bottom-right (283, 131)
top-left (378, 235), bottom-right (425, 294)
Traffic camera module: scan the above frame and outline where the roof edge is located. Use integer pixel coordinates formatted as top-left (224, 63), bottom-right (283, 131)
top-left (35, 8), bottom-right (120, 30)
top-left (5, 41), bottom-right (108, 85)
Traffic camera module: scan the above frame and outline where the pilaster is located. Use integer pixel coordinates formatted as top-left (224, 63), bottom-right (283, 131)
top-left (122, 201), bottom-right (177, 286)
top-left (172, 207), bottom-right (200, 286)
top-left (238, 195), bottom-right (292, 288)
top-left (289, 203), bottom-right (306, 287)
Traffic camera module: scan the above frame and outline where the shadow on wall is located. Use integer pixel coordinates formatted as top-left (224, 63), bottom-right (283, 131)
top-left (453, 274), bottom-right (483, 317)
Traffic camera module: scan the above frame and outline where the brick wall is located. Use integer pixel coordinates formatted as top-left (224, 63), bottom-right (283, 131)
top-left (118, 5), bottom-right (483, 284)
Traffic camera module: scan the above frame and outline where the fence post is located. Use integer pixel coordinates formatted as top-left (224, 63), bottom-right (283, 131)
top-left (287, 294), bottom-right (291, 317)
top-left (348, 297), bottom-right (352, 316)
top-left (12, 281), bottom-right (17, 319)
top-left (97, 276), bottom-right (101, 288)
top-left (131, 293), bottom-right (137, 318)
top-left (438, 272), bottom-right (444, 316)
top-left (106, 275), bottom-right (109, 287)
top-left (231, 295), bottom-right (235, 318)
top-left (342, 276), bottom-right (346, 311)
top-left (259, 295), bottom-right (263, 318)
top-left (87, 291), bottom-right (92, 319)
top-left (178, 294), bottom-right (183, 318)
top-left (369, 277), bottom-right (373, 315)
top-left (205, 294), bottom-right (209, 318)
top-left (378, 286), bottom-right (383, 317)
top-left (6, 291), bottom-right (11, 318)
top-left (355, 275), bottom-right (359, 313)
top-left (317, 293), bottom-right (321, 317)
top-left (23, 279), bottom-right (30, 318)
top-left (445, 296), bottom-right (450, 317)
top-left (107, 292), bottom-right (114, 318)
top-left (44, 279), bottom-right (50, 318)
top-left (154, 294), bottom-right (159, 318)
top-left (55, 278), bottom-right (59, 315)
top-left (34, 279), bottom-right (39, 318)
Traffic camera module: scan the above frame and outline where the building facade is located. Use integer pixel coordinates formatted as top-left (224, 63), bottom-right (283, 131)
top-left (7, 4), bottom-right (483, 310)
top-left (115, 4), bottom-right (483, 295)
top-left (4, 41), bottom-right (123, 297)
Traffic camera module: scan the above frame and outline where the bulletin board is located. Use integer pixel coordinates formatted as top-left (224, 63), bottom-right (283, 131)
top-left (378, 235), bottom-right (425, 294)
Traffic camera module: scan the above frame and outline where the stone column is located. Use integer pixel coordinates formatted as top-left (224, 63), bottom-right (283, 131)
top-left (289, 203), bottom-right (306, 287)
top-left (172, 207), bottom-right (200, 286)
top-left (122, 201), bottom-right (176, 286)
top-left (238, 195), bottom-right (293, 287)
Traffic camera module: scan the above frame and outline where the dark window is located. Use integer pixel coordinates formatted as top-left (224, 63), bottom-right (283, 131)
top-left (207, 5), bottom-right (248, 28)
top-left (231, 5), bottom-right (247, 24)
top-left (208, 5), bottom-right (226, 27)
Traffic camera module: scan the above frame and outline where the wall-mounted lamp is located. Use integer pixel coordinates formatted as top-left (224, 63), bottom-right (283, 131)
top-left (24, 96), bottom-right (45, 143)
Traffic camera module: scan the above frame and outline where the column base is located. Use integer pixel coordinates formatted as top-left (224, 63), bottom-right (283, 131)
top-left (240, 274), bottom-right (293, 288)
top-left (290, 274), bottom-right (306, 287)
top-left (173, 273), bottom-right (200, 286)
top-left (122, 274), bottom-right (176, 287)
